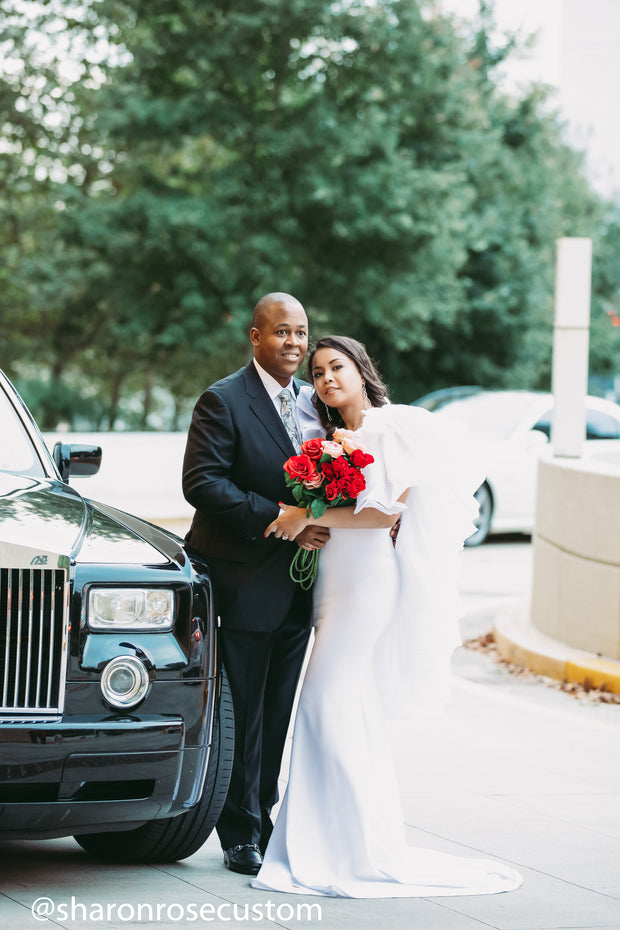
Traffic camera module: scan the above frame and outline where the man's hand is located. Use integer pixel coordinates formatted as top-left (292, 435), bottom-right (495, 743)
top-left (296, 526), bottom-right (330, 551)
top-left (390, 514), bottom-right (401, 547)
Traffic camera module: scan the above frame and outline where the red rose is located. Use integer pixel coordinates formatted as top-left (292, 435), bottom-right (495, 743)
top-left (322, 456), bottom-right (348, 479)
top-left (336, 476), bottom-right (353, 497)
top-left (350, 449), bottom-right (374, 469)
top-left (325, 480), bottom-right (340, 501)
top-left (283, 454), bottom-right (317, 481)
top-left (300, 438), bottom-right (324, 461)
top-left (348, 474), bottom-right (366, 498)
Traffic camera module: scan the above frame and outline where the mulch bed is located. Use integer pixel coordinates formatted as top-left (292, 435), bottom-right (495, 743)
top-left (463, 632), bottom-right (620, 705)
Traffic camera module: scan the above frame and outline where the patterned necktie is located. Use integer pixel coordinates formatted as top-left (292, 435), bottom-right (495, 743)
top-left (278, 389), bottom-right (302, 454)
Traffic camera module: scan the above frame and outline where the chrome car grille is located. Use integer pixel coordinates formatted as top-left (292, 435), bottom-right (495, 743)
top-left (1, 568), bottom-right (68, 714)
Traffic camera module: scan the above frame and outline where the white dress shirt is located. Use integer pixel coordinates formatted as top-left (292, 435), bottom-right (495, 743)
top-left (253, 358), bottom-right (323, 441)
top-left (253, 358), bottom-right (302, 431)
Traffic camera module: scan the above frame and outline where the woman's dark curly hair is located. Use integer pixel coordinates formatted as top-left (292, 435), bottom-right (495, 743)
top-left (308, 335), bottom-right (389, 436)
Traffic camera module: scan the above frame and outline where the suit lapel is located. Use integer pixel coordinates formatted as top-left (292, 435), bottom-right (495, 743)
top-left (242, 362), bottom-right (297, 457)
top-left (293, 377), bottom-right (307, 397)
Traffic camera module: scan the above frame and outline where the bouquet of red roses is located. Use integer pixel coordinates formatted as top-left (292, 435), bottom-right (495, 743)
top-left (281, 431), bottom-right (375, 588)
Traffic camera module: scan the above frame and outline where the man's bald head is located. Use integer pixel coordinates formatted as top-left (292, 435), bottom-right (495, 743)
top-left (250, 292), bottom-right (308, 387)
top-left (252, 292), bottom-right (305, 331)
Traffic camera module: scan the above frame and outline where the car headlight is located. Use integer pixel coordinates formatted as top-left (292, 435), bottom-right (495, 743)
top-left (87, 588), bottom-right (175, 630)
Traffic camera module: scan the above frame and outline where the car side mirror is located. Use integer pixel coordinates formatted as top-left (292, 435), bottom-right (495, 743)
top-left (53, 442), bottom-right (102, 482)
top-left (527, 429), bottom-right (549, 448)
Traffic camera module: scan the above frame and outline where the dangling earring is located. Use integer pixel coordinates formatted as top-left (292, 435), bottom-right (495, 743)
top-left (362, 381), bottom-right (370, 409)
top-left (326, 405), bottom-right (333, 422)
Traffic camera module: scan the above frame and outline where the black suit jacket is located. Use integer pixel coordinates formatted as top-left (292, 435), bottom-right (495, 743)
top-left (182, 361), bottom-right (311, 632)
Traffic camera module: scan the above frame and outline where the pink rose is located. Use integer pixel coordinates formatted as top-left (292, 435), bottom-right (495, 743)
top-left (320, 440), bottom-right (344, 458)
top-left (302, 472), bottom-right (325, 489)
top-left (332, 429), bottom-right (363, 456)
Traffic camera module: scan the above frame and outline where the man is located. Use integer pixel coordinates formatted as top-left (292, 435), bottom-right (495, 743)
top-left (182, 292), bottom-right (328, 876)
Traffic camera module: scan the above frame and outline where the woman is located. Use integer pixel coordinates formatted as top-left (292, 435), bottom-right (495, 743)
top-left (250, 336), bottom-right (522, 898)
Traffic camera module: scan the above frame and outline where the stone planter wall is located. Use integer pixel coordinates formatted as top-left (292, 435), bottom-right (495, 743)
top-left (530, 453), bottom-right (620, 661)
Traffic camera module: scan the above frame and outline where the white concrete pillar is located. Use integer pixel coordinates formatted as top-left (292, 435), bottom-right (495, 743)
top-left (551, 237), bottom-right (592, 457)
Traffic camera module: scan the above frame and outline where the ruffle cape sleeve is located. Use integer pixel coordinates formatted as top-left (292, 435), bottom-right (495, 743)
top-left (352, 404), bottom-right (485, 715)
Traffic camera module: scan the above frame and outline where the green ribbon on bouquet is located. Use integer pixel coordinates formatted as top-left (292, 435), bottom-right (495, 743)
top-left (289, 546), bottom-right (320, 590)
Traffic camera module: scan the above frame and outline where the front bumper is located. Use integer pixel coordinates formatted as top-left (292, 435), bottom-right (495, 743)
top-left (0, 685), bottom-right (216, 839)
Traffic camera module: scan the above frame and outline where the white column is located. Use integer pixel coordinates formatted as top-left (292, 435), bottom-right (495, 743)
top-left (551, 237), bottom-right (592, 458)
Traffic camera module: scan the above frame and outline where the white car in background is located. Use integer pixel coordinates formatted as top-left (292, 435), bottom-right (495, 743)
top-left (427, 390), bottom-right (620, 546)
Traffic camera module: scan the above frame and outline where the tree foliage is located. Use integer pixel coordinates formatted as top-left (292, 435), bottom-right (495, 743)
top-left (2, 0), bottom-right (619, 426)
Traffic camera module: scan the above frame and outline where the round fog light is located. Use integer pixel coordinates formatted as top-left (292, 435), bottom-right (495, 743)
top-left (101, 656), bottom-right (150, 709)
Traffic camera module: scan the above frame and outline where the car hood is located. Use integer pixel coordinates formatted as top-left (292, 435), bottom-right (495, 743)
top-left (0, 473), bottom-right (173, 565)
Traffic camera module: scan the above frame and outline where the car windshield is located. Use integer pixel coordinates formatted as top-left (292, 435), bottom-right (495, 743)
top-left (434, 392), bottom-right (540, 440)
top-left (0, 385), bottom-right (46, 477)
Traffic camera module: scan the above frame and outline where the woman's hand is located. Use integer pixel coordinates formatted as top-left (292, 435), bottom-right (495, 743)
top-left (264, 504), bottom-right (310, 542)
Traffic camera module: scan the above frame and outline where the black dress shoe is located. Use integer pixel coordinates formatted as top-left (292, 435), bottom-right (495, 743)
top-left (223, 844), bottom-right (263, 875)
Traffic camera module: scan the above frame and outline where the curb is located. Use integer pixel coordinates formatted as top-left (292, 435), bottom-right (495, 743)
top-left (493, 600), bottom-right (620, 694)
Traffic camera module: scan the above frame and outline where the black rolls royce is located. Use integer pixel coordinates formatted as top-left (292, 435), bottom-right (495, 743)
top-left (0, 370), bottom-right (233, 862)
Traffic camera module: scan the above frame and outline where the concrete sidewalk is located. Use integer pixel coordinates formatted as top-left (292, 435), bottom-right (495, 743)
top-left (2, 617), bottom-right (620, 930)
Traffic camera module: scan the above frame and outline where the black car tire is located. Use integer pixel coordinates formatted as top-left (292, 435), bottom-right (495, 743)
top-left (74, 666), bottom-right (234, 863)
top-left (464, 483), bottom-right (493, 547)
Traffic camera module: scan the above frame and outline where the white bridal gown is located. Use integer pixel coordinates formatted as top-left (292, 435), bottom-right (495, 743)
top-left (251, 403), bottom-right (522, 898)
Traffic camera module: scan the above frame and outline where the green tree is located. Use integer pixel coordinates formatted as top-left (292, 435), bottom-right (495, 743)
top-left (44, 0), bottom-right (498, 402)
top-left (0, 0), bottom-right (123, 424)
top-left (0, 3), bottom-right (58, 377)
top-left (4, 0), bottom-right (620, 423)
top-left (590, 206), bottom-right (620, 382)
